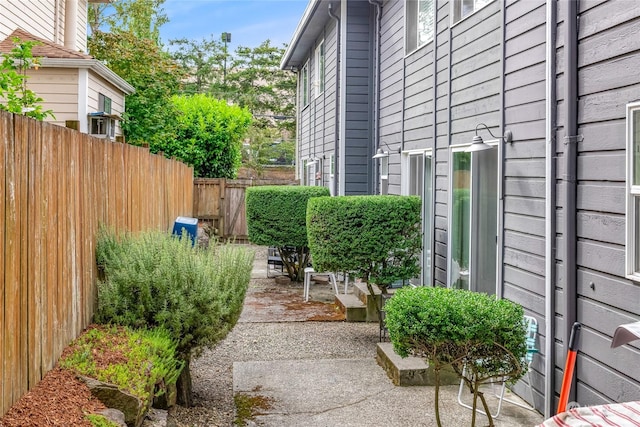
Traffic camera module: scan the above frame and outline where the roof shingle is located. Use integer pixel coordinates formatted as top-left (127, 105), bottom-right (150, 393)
top-left (0, 28), bottom-right (93, 59)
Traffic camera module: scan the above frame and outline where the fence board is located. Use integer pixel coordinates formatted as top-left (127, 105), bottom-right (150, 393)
top-left (0, 110), bottom-right (194, 416)
top-left (0, 111), bottom-right (8, 412)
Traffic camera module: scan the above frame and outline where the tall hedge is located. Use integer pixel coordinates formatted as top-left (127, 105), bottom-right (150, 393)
top-left (246, 185), bottom-right (330, 280)
top-left (306, 195), bottom-right (422, 288)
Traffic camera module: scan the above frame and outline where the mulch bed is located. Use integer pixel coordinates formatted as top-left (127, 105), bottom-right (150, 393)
top-left (0, 367), bottom-right (106, 427)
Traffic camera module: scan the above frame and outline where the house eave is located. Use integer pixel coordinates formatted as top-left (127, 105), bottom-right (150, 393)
top-left (280, 0), bottom-right (331, 70)
top-left (39, 58), bottom-right (136, 95)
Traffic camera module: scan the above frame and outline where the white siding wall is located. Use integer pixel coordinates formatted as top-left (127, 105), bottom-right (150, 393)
top-left (26, 67), bottom-right (79, 126)
top-left (0, 0), bottom-right (89, 52)
top-left (88, 71), bottom-right (125, 137)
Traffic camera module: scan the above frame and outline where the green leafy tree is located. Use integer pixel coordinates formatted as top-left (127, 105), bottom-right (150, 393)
top-left (88, 30), bottom-right (183, 146)
top-left (169, 36), bottom-right (226, 95)
top-left (152, 94), bottom-right (252, 178)
top-left (88, 0), bottom-right (168, 44)
top-left (0, 38), bottom-right (54, 120)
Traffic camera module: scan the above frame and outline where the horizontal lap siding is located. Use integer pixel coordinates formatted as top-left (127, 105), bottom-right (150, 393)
top-left (379, 0), bottom-right (403, 194)
top-left (433, 1), bottom-right (451, 286)
top-left (502, 0), bottom-right (547, 411)
top-left (344, 1), bottom-right (372, 195)
top-left (569, 0), bottom-right (640, 406)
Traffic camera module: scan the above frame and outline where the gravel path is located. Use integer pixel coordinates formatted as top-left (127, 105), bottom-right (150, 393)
top-left (168, 246), bottom-right (379, 426)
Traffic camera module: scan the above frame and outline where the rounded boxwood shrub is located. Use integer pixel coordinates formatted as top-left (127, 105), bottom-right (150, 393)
top-left (246, 185), bottom-right (330, 281)
top-left (384, 286), bottom-right (527, 426)
top-left (306, 195), bottom-right (422, 289)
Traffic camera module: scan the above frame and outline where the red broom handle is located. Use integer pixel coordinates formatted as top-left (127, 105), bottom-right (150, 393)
top-left (557, 322), bottom-right (582, 414)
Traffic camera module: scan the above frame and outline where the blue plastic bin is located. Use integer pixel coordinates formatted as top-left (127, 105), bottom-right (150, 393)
top-left (172, 216), bottom-right (198, 246)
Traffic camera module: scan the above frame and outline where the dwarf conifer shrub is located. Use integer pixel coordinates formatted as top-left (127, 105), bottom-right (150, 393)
top-left (246, 185), bottom-right (330, 281)
top-left (384, 286), bottom-right (527, 427)
top-left (306, 195), bottom-right (422, 290)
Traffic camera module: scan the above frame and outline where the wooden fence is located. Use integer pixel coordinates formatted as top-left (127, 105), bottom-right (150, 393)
top-left (193, 178), bottom-right (297, 241)
top-left (0, 111), bottom-right (194, 416)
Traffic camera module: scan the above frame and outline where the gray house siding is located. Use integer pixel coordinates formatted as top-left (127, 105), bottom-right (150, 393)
top-left (502, 0), bottom-right (548, 409)
top-left (344, 0), bottom-right (374, 195)
top-left (283, 0), bottom-right (640, 417)
top-left (566, 0), bottom-right (640, 407)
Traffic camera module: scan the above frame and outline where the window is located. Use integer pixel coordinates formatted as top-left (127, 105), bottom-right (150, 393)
top-left (98, 93), bottom-right (112, 114)
top-left (329, 154), bottom-right (335, 196)
top-left (301, 61), bottom-right (309, 106)
top-left (626, 102), bottom-right (640, 279)
top-left (405, 0), bottom-right (434, 54)
top-left (402, 150), bottom-right (433, 286)
top-left (304, 158), bottom-right (318, 186)
top-left (380, 156), bottom-right (389, 195)
top-left (315, 40), bottom-right (325, 96)
top-left (448, 145), bottom-right (497, 294)
top-left (452, 0), bottom-right (493, 24)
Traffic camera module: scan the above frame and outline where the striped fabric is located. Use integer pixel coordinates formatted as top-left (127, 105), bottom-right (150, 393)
top-left (538, 401), bottom-right (640, 426)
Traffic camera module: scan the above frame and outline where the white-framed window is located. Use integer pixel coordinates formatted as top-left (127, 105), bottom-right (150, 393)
top-left (329, 153), bottom-right (335, 196)
top-left (401, 150), bottom-right (433, 286)
top-left (626, 101), bottom-right (640, 280)
top-left (452, 0), bottom-right (493, 24)
top-left (448, 144), bottom-right (498, 294)
top-left (303, 158), bottom-right (318, 186)
top-left (98, 93), bottom-right (112, 114)
top-left (405, 0), bottom-right (435, 54)
top-left (301, 61), bottom-right (309, 107)
top-left (380, 156), bottom-right (389, 195)
top-left (315, 40), bottom-right (325, 97)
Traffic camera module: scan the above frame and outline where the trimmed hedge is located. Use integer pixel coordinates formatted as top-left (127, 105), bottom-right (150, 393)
top-left (384, 286), bottom-right (527, 426)
top-left (246, 185), bottom-right (330, 247)
top-left (306, 195), bottom-right (422, 288)
top-left (246, 185), bottom-right (330, 281)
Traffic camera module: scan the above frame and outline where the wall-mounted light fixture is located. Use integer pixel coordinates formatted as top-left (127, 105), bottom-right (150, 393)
top-left (372, 142), bottom-right (400, 159)
top-left (465, 123), bottom-right (513, 153)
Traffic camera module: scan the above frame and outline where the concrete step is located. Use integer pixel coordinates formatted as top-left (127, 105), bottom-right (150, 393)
top-left (376, 342), bottom-right (459, 387)
top-left (335, 294), bottom-right (367, 322)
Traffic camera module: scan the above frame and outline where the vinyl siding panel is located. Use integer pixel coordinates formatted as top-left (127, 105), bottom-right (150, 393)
top-left (26, 67), bottom-right (79, 126)
top-left (88, 71), bottom-right (126, 137)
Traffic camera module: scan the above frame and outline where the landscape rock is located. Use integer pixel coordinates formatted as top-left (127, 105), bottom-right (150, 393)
top-left (97, 408), bottom-right (127, 427)
top-left (79, 376), bottom-right (147, 427)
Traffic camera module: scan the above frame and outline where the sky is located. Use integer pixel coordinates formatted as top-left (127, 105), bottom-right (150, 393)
top-left (160, 0), bottom-right (309, 51)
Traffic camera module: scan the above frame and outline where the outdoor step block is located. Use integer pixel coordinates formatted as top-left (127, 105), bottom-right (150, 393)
top-left (376, 342), bottom-right (459, 387)
top-left (353, 282), bottom-right (384, 322)
top-left (335, 294), bottom-right (368, 322)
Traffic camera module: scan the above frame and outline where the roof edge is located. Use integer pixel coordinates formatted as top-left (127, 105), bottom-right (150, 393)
top-left (280, 0), bottom-right (322, 70)
top-left (40, 58), bottom-right (135, 95)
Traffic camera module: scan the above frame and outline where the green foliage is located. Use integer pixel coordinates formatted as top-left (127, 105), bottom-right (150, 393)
top-left (88, 0), bottom-right (168, 44)
top-left (306, 195), bottom-right (422, 289)
top-left (451, 188), bottom-right (470, 270)
top-left (246, 186), bottom-right (330, 248)
top-left (384, 286), bottom-right (528, 426)
top-left (88, 30), bottom-right (183, 146)
top-left (0, 38), bottom-right (54, 120)
top-left (246, 185), bottom-right (330, 281)
top-left (150, 94), bottom-right (252, 178)
top-left (94, 226), bottom-right (254, 358)
top-left (60, 325), bottom-right (183, 405)
top-left (169, 35), bottom-right (227, 95)
top-left (86, 413), bottom-right (120, 427)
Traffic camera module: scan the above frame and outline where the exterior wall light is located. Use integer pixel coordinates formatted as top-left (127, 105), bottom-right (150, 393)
top-left (372, 141), bottom-right (400, 159)
top-left (466, 123), bottom-right (513, 152)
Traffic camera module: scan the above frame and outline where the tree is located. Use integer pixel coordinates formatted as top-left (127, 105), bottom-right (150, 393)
top-left (88, 0), bottom-right (168, 44)
top-left (152, 94), bottom-right (252, 178)
top-left (0, 39), bottom-right (54, 120)
top-left (169, 36), bottom-right (226, 95)
top-left (88, 30), bottom-right (183, 146)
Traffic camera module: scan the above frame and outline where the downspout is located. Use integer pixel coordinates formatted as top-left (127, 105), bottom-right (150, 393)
top-left (562, 0), bottom-right (580, 408)
top-left (328, 2), bottom-right (341, 196)
top-left (544, 0), bottom-right (558, 418)
top-left (369, 0), bottom-right (382, 194)
top-left (497, 0), bottom-right (506, 299)
top-left (64, 0), bottom-right (78, 50)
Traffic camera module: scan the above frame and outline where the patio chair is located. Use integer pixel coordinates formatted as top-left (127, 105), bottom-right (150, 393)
top-left (267, 246), bottom-right (284, 277)
top-left (457, 315), bottom-right (539, 418)
top-left (303, 267), bottom-right (338, 301)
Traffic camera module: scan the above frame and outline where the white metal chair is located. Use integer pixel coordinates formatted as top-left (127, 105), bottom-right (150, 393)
top-left (303, 267), bottom-right (338, 301)
top-left (457, 315), bottom-right (539, 418)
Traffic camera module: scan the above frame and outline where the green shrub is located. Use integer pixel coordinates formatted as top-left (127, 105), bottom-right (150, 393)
top-left (306, 195), bottom-right (422, 290)
top-left (246, 185), bottom-right (330, 281)
top-left (60, 325), bottom-right (183, 406)
top-left (86, 414), bottom-right (121, 427)
top-left (95, 226), bottom-right (254, 359)
top-left (384, 286), bottom-right (527, 426)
